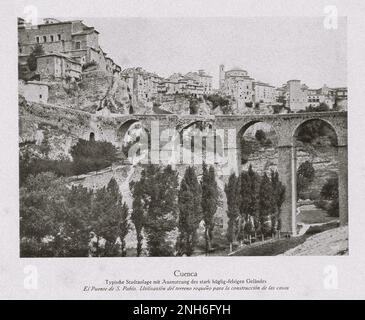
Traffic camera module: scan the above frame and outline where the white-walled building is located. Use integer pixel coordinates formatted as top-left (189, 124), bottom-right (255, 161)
top-left (254, 81), bottom-right (276, 104)
top-left (185, 70), bottom-right (213, 95)
top-left (219, 65), bottom-right (254, 109)
top-left (19, 80), bottom-right (49, 103)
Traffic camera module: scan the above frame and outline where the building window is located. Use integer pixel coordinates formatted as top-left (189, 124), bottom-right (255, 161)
top-left (57, 34), bottom-right (61, 41)
top-left (36, 36), bottom-right (40, 43)
top-left (39, 94), bottom-right (42, 99)
top-left (50, 35), bottom-right (54, 42)
top-left (43, 36), bottom-right (47, 42)
top-left (75, 41), bottom-right (81, 49)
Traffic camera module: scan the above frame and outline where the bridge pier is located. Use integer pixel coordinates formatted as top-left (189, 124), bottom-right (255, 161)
top-left (337, 144), bottom-right (348, 226)
top-left (277, 144), bottom-right (297, 236)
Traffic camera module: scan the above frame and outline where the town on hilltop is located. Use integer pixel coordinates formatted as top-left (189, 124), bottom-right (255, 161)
top-left (17, 17), bottom-right (348, 258)
top-left (18, 17), bottom-right (347, 115)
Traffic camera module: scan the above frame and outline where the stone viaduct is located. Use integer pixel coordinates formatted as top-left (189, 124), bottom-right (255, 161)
top-left (81, 111), bottom-right (347, 236)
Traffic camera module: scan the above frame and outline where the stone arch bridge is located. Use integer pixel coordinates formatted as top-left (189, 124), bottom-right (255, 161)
top-left (82, 111), bottom-right (347, 236)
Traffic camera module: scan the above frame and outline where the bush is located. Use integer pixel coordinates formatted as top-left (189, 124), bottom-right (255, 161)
top-left (240, 138), bottom-right (254, 164)
top-left (70, 139), bottom-right (118, 175)
top-left (20, 139), bottom-right (119, 183)
top-left (204, 94), bottom-right (229, 109)
top-left (20, 158), bottom-right (74, 186)
top-left (255, 130), bottom-right (266, 143)
top-left (320, 176), bottom-right (338, 200)
top-left (297, 161), bottom-right (315, 198)
top-left (296, 119), bottom-right (337, 145)
top-left (27, 44), bottom-right (45, 71)
top-left (82, 60), bottom-right (98, 71)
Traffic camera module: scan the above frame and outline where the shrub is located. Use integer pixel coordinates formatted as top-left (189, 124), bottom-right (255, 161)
top-left (82, 60), bottom-right (98, 71)
top-left (70, 139), bottom-right (118, 175)
top-left (20, 139), bottom-right (119, 183)
top-left (255, 129), bottom-right (266, 143)
top-left (297, 161), bottom-right (315, 198)
top-left (204, 94), bottom-right (229, 109)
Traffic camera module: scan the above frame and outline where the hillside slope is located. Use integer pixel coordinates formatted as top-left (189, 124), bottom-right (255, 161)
top-left (282, 226), bottom-right (348, 255)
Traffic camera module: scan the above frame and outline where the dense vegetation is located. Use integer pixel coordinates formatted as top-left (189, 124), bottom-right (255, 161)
top-left (26, 44), bottom-right (45, 71)
top-left (315, 176), bottom-right (339, 217)
top-left (225, 166), bottom-right (285, 251)
top-left (204, 94), bottom-right (231, 113)
top-left (20, 174), bottom-right (129, 257)
top-left (20, 138), bottom-right (118, 185)
top-left (296, 119), bottom-right (337, 146)
top-left (297, 161), bottom-right (315, 198)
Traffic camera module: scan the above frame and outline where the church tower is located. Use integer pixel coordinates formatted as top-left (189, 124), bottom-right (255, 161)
top-left (219, 64), bottom-right (225, 91)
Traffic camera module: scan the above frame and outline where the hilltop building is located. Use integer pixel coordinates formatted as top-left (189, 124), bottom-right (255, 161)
top-left (277, 80), bottom-right (348, 111)
top-left (219, 65), bottom-right (255, 110)
top-left (18, 17), bottom-right (120, 80)
top-left (185, 70), bottom-right (213, 95)
top-left (254, 81), bottom-right (276, 105)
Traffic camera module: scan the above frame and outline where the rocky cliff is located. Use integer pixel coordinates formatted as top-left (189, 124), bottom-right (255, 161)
top-left (47, 70), bottom-right (132, 114)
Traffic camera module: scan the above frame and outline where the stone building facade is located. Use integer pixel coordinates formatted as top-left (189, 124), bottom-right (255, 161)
top-left (254, 81), bottom-right (276, 105)
top-left (18, 18), bottom-right (120, 79)
top-left (36, 53), bottom-right (82, 81)
top-left (219, 65), bottom-right (255, 110)
top-left (278, 80), bottom-right (348, 111)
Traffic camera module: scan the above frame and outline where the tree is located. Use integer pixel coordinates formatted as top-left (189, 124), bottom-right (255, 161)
top-left (247, 165), bottom-right (260, 229)
top-left (296, 119), bottom-right (337, 146)
top-left (255, 130), bottom-right (266, 143)
top-left (132, 165), bottom-right (179, 256)
top-left (306, 103), bottom-right (330, 112)
top-left (130, 179), bottom-right (145, 257)
top-left (238, 166), bottom-right (260, 240)
top-left (320, 176), bottom-right (339, 217)
top-left (270, 170), bottom-right (286, 234)
top-left (201, 163), bottom-right (219, 254)
top-left (258, 173), bottom-right (276, 237)
top-left (27, 44), bottom-right (45, 71)
top-left (89, 178), bottom-right (129, 257)
top-left (297, 161), bottom-right (315, 198)
top-left (225, 173), bottom-right (240, 251)
top-left (240, 137), bottom-right (254, 164)
top-left (107, 178), bottom-right (129, 256)
top-left (177, 166), bottom-right (202, 256)
top-left (70, 139), bottom-right (118, 175)
top-left (20, 172), bottom-right (93, 257)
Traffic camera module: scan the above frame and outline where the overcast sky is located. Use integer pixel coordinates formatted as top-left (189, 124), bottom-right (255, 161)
top-left (80, 16), bottom-right (346, 89)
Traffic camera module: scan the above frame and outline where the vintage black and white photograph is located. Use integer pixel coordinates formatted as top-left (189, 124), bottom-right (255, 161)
top-left (17, 11), bottom-right (348, 257)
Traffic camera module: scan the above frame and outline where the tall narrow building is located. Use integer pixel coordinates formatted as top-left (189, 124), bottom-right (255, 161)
top-left (219, 64), bottom-right (225, 90)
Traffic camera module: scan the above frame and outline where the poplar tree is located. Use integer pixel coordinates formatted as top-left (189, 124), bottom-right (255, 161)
top-left (90, 177), bottom-right (129, 256)
top-left (225, 173), bottom-right (240, 252)
top-left (177, 166), bottom-right (202, 256)
top-left (131, 165), bottom-right (178, 257)
top-left (130, 178), bottom-right (144, 257)
top-left (201, 163), bottom-right (219, 255)
top-left (258, 173), bottom-right (275, 238)
top-left (270, 170), bottom-right (286, 235)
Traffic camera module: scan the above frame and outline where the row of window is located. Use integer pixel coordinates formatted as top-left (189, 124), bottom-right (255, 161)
top-left (35, 34), bottom-right (62, 43)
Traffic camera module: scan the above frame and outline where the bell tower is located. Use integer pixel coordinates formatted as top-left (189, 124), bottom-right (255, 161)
top-left (219, 64), bottom-right (225, 91)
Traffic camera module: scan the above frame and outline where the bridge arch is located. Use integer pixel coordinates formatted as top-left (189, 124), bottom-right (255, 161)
top-left (236, 119), bottom-right (279, 172)
top-left (291, 117), bottom-right (346, 233)
top-left (117, 118), bottom-right (150, 162)
top-left (178, 120), bottom-right (217, 165)
top-left (292, 117), bottom-right (339, 146)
